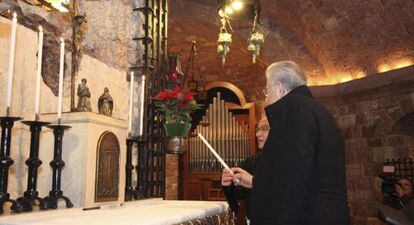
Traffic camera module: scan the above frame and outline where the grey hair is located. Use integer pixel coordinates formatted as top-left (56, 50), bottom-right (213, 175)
top-left (265, 61), bottom-right (307, 92)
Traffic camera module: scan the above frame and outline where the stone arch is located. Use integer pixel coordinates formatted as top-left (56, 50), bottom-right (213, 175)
top-left (372, 111), bottom-right (414, 169)
top-left (206, 81), bottom-right (247, 107)
top-left (388, 113), bottom-right (414, 158)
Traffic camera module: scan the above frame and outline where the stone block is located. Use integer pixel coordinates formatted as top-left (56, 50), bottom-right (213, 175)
top-left (348, 177), bottom-right (372, 190)
top-left (372, 147), bottom-right (399, 162)
top-left (353, 190), bottom-right (374, 201)
top-left (341, 127), bottom-right (353, 140)
top-left (347, 164), bottom-right (365, 177)
top-left (346, 138), bottom-right (368, 149)
top-left (387, 106), bottom-right (405, 122)
top-left (337, 114), bottom-right (356, 128)
top-left (362, 125), bottom-right (375, 138)
top-left (351, 126), bottom-right (363, 138)
top-left (386, 135), bottom-right (405, 147)
top-left (368, 138), bottom-right (383, 147)
top-left (352, 202), bottom-right (378, 217)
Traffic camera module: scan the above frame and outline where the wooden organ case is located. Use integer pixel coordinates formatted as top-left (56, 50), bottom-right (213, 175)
top-left (183, 87), bottom-right (256, 201)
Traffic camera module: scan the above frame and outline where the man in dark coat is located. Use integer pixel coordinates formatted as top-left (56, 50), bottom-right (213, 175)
top-left (231, 61), bottom-right (350, 225)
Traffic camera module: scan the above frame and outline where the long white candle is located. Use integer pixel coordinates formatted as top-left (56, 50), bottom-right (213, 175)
top-left (34, 26), bottom-right (44, 118)
top-left (198, 132), bottom-right (240, 183)
top-left (6, 12), bottom-right (17, 109)
top-left (128, 72), bottom-right (134, 134)
top-left (57, 38), bottom-right (65, 120)
top-left (139, 75), bottom-right (145, 136)
top-left (198, 133), bottom-right (230, 170)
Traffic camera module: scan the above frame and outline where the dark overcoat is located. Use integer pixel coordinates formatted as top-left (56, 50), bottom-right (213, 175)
top-left (250, 85), bottom-right (350, 225)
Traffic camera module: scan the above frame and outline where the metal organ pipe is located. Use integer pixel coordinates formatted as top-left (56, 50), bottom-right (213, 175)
top-left (189, 93), bottom-right (250, 173)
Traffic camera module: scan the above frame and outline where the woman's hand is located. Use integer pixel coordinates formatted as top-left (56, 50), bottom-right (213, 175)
top-left (232, 167), bottom-right (253, 189)
top-left (221, 168), bottom-right (234, 186)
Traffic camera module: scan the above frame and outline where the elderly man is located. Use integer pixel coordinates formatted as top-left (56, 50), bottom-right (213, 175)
top-left (231, 61), bottom-right (350, 225)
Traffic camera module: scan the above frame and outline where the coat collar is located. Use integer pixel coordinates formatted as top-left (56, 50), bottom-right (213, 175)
top-left (264, 85), bottom-right (313, 120)
top-left (287, 85), bottom-right (313, 98)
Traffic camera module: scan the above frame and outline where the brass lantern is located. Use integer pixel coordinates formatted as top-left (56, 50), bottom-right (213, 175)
top-left (217, 18), bottom-right (233, 65)
top-left (247, 10), bottom-right (264, 63)
top-left (248, 31), bottom-right (264, 63)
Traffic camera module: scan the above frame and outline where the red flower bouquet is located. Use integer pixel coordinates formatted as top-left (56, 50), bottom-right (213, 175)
top-left (154, 86), bottom-right (200, 124)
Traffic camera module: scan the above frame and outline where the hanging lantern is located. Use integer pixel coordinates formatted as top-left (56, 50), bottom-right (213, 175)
top-left (166, 53), bottom-right (184, 88)
top-left (248, 31), bottom-right (264, 63)
top-left (217, 32), bottom-right (232, 65)
top-left (217, 18), bottom-right (233, 65)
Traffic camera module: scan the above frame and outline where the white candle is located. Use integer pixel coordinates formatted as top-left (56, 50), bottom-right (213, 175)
top-left (198, 133), bottom-right (230, 170)
top-left (128, 72), bottom-right (134, 134)
top-left (34, 26), bottom-right (43, 117)
top-left (139, 75), bottom-right (145, 136)
top-left (57, 38), bottom-right (65, 120)
top-left (6, 12), bottom-right (17, 110)
top-left (198, 132), bottom-right (240, 184)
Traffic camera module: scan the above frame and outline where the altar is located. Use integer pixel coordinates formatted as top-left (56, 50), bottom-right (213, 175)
top-left (0, 199), bottom-right (233, 225)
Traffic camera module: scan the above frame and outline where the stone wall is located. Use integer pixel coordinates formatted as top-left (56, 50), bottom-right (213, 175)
top-left (311, 66), bottom-right (414, 225)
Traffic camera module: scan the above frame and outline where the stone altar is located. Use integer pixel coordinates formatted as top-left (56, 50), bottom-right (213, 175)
top-left (38, 112), bottom-right (128, 208)
top-left (1, 199), bottom-right (231, 225)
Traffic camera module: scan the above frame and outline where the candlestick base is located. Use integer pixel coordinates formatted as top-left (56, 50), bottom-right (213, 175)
top-left (0, 116), bottom-right (23, 214)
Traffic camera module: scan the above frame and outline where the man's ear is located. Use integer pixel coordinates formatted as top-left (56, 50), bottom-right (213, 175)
top-left (277, 83), bottom-right (287, 97)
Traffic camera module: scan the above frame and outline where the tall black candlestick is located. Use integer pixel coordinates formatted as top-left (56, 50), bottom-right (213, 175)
top-left (17, 121), bottom-right (50, 211)
top-left (0, 116), bottom-right (23, 214)
top-left (44, 125), bottom-right (73, 209)
top-left (125, 138), bottom-right (135, 201)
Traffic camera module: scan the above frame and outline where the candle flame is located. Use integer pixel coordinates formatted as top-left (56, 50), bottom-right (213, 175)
top-left (131, 71), bottom-right (134, 76)
top-left (39, 25), bottom-right (43, 32)
top-left (142, 75), bottom-right (145, 81)
top-left (13, 12), bottom-right (17, 18)
top-left (60, 37), bottom-right (64, 43)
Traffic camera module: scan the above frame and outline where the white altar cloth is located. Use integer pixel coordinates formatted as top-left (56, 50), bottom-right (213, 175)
top-left (0, 199), bottom-right (229, 225)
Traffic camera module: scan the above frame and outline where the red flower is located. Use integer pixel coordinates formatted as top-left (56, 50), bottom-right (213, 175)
top-left (166, 91), bottom-right (178, 99)
top-left (173, 86), bottom-right (182, 94)
top-left (184, 93), bottom-right (194, 100)
top-left (155, 92), bottom-right (168, 99)
top-left (153, 85), bottom-right (200, 123)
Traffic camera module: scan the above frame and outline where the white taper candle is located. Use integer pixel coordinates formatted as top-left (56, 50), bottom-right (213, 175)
top-left (198, 133), bottom-right (230, 170)
top-left (6, 12), bottom-right (17, 111)
top-left (128, 72), bottom-right (134, 134)
top-left (139, 75), bottom-right (145, 136)
top-left (57, 37), bottom-right (65, 120)
top-left (198, 132), bottom-right (240, 183)
top-left (34, 26), bottom-right (44, 118)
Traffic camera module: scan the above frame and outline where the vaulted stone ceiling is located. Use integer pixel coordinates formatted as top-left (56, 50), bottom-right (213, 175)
top-left (169, 0), bottom-right (414, 87)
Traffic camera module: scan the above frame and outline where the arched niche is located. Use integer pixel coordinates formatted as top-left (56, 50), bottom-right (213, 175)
top-left (95, 131), bottom-right (120, 202)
